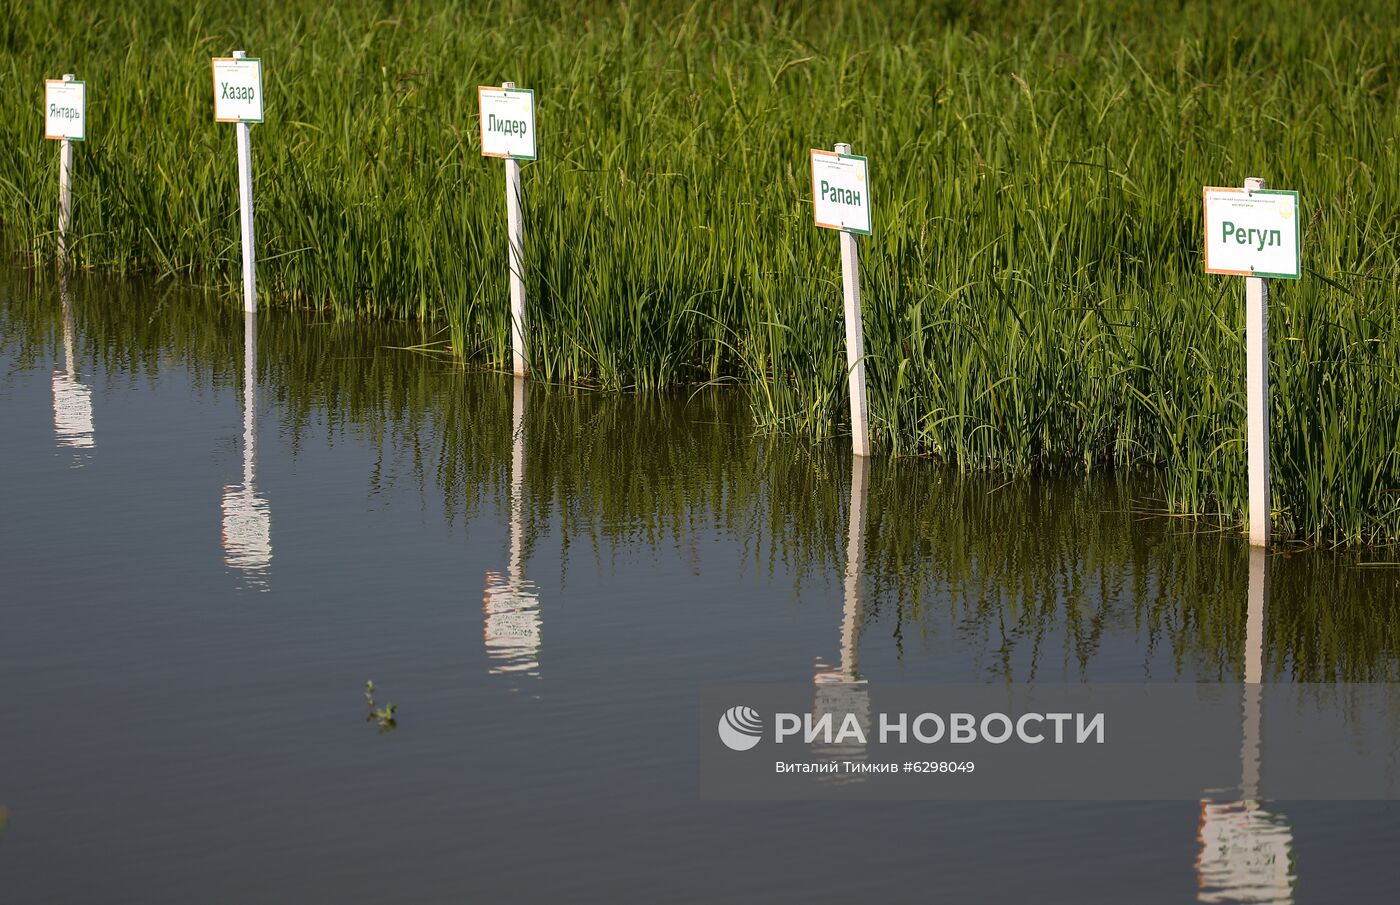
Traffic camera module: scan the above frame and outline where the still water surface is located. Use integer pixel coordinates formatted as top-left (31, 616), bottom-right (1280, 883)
top-left (2, 271), bottom-right (1398, 903)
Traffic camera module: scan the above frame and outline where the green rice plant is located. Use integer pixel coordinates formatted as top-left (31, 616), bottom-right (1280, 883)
top-left (1, 0), bottom-right (1398, 543)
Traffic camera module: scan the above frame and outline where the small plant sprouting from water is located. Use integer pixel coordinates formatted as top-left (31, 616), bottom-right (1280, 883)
top-left (364, 680), bottom-right (397, 734)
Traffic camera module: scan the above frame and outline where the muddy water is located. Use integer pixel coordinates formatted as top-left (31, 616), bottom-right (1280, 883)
top-left (1, 271), bottom-right (1397, 903)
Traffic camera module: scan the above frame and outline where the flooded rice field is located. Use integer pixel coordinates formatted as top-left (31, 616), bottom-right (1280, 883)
top-left (2, 271), bottom-right (1398, 903)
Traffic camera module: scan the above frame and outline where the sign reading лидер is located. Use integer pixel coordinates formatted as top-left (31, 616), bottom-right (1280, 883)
top-left (44, 80), bottom-right (86, 141)
top-left (811, 150), bottom-right (871, 235)
top-left (1203, 187), bottom-right (1301, 279)
top-left (212, 57), bottom-right (264, 123)
top-left (478, 87), bottom-right (536, 160)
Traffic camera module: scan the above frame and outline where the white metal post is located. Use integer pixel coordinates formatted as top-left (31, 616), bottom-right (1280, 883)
top-left (1243, 176), bottom-right (1270, 547)
top-left (57, 73), bottom-right (76, 263)
top-left (504, 82), bottom-right (527, 377)
top-left (834, 142), bottom-right (870, 458)
top-left (234, 51), bottom-right (257, 314)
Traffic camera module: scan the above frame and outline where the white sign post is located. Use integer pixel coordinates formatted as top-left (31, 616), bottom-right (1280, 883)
top-left (811, 145), bottom-right (872, 457)
top-left (479, 83), bottom-right (536, 378)
top-left (45, 74), bottom-right (85, 262)
top-left (213, 52), bottom-right (264, 314)
top-left (1204, 179), bottom-right (1302, 547)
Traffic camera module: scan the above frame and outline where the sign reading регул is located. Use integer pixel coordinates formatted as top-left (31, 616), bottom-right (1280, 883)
top-left (478, 87), bottom-right (536, 160)
top-left (44, 79), bottom-right (86, 141)
top-left (1203, 187), bottom-right (1301, 279)
top-left (212, 57), bottom-right (264, 123)
top-left (810, 149), bottom-right (871, 235)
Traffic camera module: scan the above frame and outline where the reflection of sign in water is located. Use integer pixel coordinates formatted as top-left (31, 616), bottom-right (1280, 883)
top-left (1196, 800), bottom-right (1294, 904)
top-left (52, 285), bottom-right (94, 459)
top-left (810, 455), bottom-right (871, 779)
top-left (1197, 548), bottom-right (1294, 904)
top-left (482, 571), bottom-right (541, 677)
top-left (483, 377), bottom-right (540, 683)
top-left (811, 671), bottom-right (871, 779)
top-left (221, 312), bottom-right (270, 588)
top-left (222, 483), bottom-right (272, 580)
top-left (52, 371), bottom-right (94, 452)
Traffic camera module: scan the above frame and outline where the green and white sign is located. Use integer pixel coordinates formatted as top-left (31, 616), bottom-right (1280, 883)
top-left (1203, 187), bottom-right (1301, 280)
top-left (811, 149), bottom-right (871, 235)
top-left (212, 57), bottom-right (264, 123)
top-left (44, 79), bottom-right (85, 141)
top-left (478, 87), bottom-right (536, 160)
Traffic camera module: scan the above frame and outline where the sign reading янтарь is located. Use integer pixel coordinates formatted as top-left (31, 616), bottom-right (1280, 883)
top-left (212, 57), bottom-right (264, 123)
top-left (44, 79), bottom-right (86, 141)
top-left (811, 149), bottom-right (871, 235)
top-left (478, 87), bottom-right (536, 160)
top-left (1203, 187), bottom-right (1301, 279)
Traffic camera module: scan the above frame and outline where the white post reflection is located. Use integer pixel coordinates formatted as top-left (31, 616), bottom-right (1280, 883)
top-left (221, 311), bottom-right (272, 589)
top-left (811, 454), bottom-right (872, 777)
top-left (1197, 547), bottom-right (1294, 903)
top-left (51, 276), bottom-right (94, 459)
top-left (483, 377), bottom-right (541, 682)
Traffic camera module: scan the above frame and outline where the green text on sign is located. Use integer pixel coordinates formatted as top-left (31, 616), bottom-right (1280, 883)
top-left (212, 58), bottom-right (265, 124)
top-left (44, 80), bottom-right (86, 141)
top-left (811, 150), bottom-right (871, 235)
top-left (1203, 187), bottom-right (1301, 279)
top-left (478, 87), bottom-right (537, 161)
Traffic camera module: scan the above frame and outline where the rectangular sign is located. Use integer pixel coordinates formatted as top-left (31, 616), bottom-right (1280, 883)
top-left (44, 80), bottom-right (86, 141)
top-left (212, 57), bottom-right (264, 124)
top-left (1203, 187), bottom-right (1301, 279)
top-left (811, 150), bottom-right (871, 235)
top-left (478, 87), bottom-right (536, 160)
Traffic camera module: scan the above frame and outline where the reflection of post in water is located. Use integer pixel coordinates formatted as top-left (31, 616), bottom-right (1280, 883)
top-left (51, 274), bottom-right (94, 458)
top-left (811, 454), bottom-right (872, 777)
top-left (1196, 547), bottom-right (1294, 904)
top-left (483, 377), bottom-right (542, 682)
top-left (1241, 548), bottom-right (1266, 797)
top-left (221, 311), bottom-right (272, 589)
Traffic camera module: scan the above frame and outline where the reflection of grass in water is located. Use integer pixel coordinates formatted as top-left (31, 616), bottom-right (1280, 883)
top-left (863, 467), bottom-right (1400, 682)
top-left (2, 2), bottom-right (1400, 542)
top-left (0, 804), bottom-right (8, 836)
top-left (4, 273), bottom-right (1399, 680)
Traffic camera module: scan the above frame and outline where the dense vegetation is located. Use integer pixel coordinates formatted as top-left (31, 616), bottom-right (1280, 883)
top-left (1, 1), bottom-right (1398, 543)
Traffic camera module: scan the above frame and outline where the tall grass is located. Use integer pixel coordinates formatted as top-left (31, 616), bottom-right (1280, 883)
top-left (1, 1), bottom-right (1398, 543)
